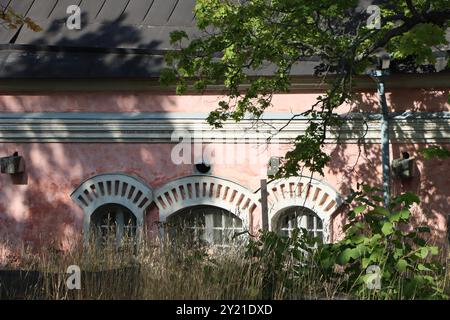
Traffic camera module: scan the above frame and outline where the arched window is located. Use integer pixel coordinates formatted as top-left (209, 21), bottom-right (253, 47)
top-left (167, 205), bottom-right (243, 247)
top-left (153, 175), bottom-right (259, 239)
top-left (91, 204), bottom-right (136, 247)
top-left (70, 173), bottom-right (153, 245)
top-left (275, 206), bottom-right (324, 244)
top-left (266, 176), bottom-right (344, 243)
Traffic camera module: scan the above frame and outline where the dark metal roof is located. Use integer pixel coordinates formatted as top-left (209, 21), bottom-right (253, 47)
top-left (1, 0), bottom-right (198, 48)
top-left (0, 0), bottom-right (207, 78)
top-left (0, 0), bottom-right (447, 80)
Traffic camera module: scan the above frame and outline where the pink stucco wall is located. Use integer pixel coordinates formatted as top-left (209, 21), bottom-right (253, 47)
top-left (0, 88), bottom-right (448, 113)
top-left (0, 88), bottom-right (449, 261)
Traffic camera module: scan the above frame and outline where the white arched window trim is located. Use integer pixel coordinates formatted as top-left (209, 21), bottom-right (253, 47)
top-left (153, 175), bottom-right (259, 229)
top-left (70, 173), bottom-right (153, 244)
top-left (266, 176), bottom-right (344, 243)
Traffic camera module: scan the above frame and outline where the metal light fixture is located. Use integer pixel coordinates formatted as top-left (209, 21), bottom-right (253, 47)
top-left (0, 152), bottom-right (25, 174)
top-left (371, 52), bottom-right (391, 77)
top-left (392, 152), bottom-right (415, 179)
top-left (381, 53), bottom-right (391, 70)
top-left (267, 156), bottom-right (280, 176)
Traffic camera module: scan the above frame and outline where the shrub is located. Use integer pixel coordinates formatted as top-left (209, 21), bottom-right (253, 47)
top-left (317, 185), bottom-right (447, 299)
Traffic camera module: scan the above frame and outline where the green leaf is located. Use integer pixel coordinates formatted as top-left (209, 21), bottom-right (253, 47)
top-left (428, 246), bottom-right (439, 255)
top-left (351, 234), bottom-right (366, 244)
top-left (362, 257), bottom-right (371, 269)
top-left (393, 248), bottom-right (404, 259)
top-left (396, 259), bottom-right (408, 272)
top-left (394, 193), bottom-right (421, 206)
top-left (417, 264), bottom-right (431, 272)
top-left (371, 195), bottom-right (384, 202)
top-left (400, 209), bottom-right (410, 220)
top-left (381, 221), bottom-right (394, 235)
top-left (337, 248), bottom-right (353, 265)
top-left (176, 84), bottom-right (187, 95)
top-left (373, 206), bottom-right (389, 216)
top-left (389, 209), bottom-right (410, 222)
top-left (169, 30), bottom-right (189, 44)
top-left (417, 247), bottom-right (429, 259)
top-left (353, 205), bottom-right (367, 215)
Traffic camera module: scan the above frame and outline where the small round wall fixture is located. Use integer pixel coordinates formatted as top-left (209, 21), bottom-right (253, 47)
top-left (195, 162), bottom-right (211, 174)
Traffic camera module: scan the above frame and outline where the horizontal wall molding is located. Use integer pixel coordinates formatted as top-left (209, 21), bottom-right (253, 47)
top-left (0, 112), bottom-right (449, 144)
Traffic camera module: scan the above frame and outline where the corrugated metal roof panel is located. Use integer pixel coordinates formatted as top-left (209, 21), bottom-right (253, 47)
top-left (26, 0), bottom-right (58, 21)
top-left (78, 0), bottom-right (106, 24)
top-left (7, 0), bottom-right (35, 16)
top-left (166, 0), bottom-right (196, 26)
top-left (1, 0), bottom-right (200, 49)
top-left (14, 21), bottom-right (149, 48)
top-left (95, 0), bottom-right (130, 22)
top-left (143, 0), bottom-right (178, 26)
top-left (121, 0), bottom-right (154, 24)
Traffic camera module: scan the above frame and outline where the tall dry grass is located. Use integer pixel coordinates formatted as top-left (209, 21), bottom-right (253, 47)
top-left (0, 231), bottom-right (448, 300)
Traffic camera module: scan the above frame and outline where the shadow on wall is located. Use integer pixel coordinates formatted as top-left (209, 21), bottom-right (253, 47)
top-left (0, 13), bottom-right (182, 264)
top-left (325, 87), bottom-right (450, 246)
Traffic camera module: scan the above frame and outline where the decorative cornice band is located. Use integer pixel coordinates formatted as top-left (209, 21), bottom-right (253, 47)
top-left (0, 112), bottom-right (449, 144)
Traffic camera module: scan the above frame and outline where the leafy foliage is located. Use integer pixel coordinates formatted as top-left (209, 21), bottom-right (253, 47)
top-left (419, 145), bottom-right (450, 160)
top-left (162, 0), bottom-right (450, 177)
top-left (318, 185), bottom-right (446, 299)
top-left (247, 186), bottom-right (447, 299)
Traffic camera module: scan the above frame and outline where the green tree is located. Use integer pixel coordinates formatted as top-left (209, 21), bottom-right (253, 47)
top-left (162, 0), bottom-right (450, 177)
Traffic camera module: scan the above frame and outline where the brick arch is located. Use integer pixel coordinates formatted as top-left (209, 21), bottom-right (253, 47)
top-left (266, 176), bottom-right (344, 242)
top-left (153, 175), bottom-right (259, 227)
top-left (70, 173), bottom-right (153, 243)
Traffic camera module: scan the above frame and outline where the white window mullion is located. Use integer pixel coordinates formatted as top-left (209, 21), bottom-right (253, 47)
top-left (205, 213), bottom-right (214, 244)
top-left (115, 209), bottom-right (124, 248)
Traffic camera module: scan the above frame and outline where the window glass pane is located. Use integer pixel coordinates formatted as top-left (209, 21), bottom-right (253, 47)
top-left (316, 231), bottom-right (323, 244)
top-left (198, 228), bottom-right (207, 243)
top-left (276, 207), bottom-right (324, 244)
top-left (213, 213), bottom-right (223, 227)
top-left (307, 215), bottom-right (314, 229)
top-left (316, 217), bottom-right (323, 229)
top-left (213, 230), bottom-right (223, 244)
top-left (168, 206), bottom-right (243, 247)
top-left (91, 204), bottom-right (137, 247)
top-left (283, 214), bottom-right (290, 225)
top-left (224, 214), bottom-right (233, 227)
top-left (298, 215), bottom-right (306, 229)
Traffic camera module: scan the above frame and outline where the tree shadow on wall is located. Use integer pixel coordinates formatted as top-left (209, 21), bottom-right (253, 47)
top-left (325, 86), bottom-right (450, 246)
top-left (0, 12), bottom-right (190, 262)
